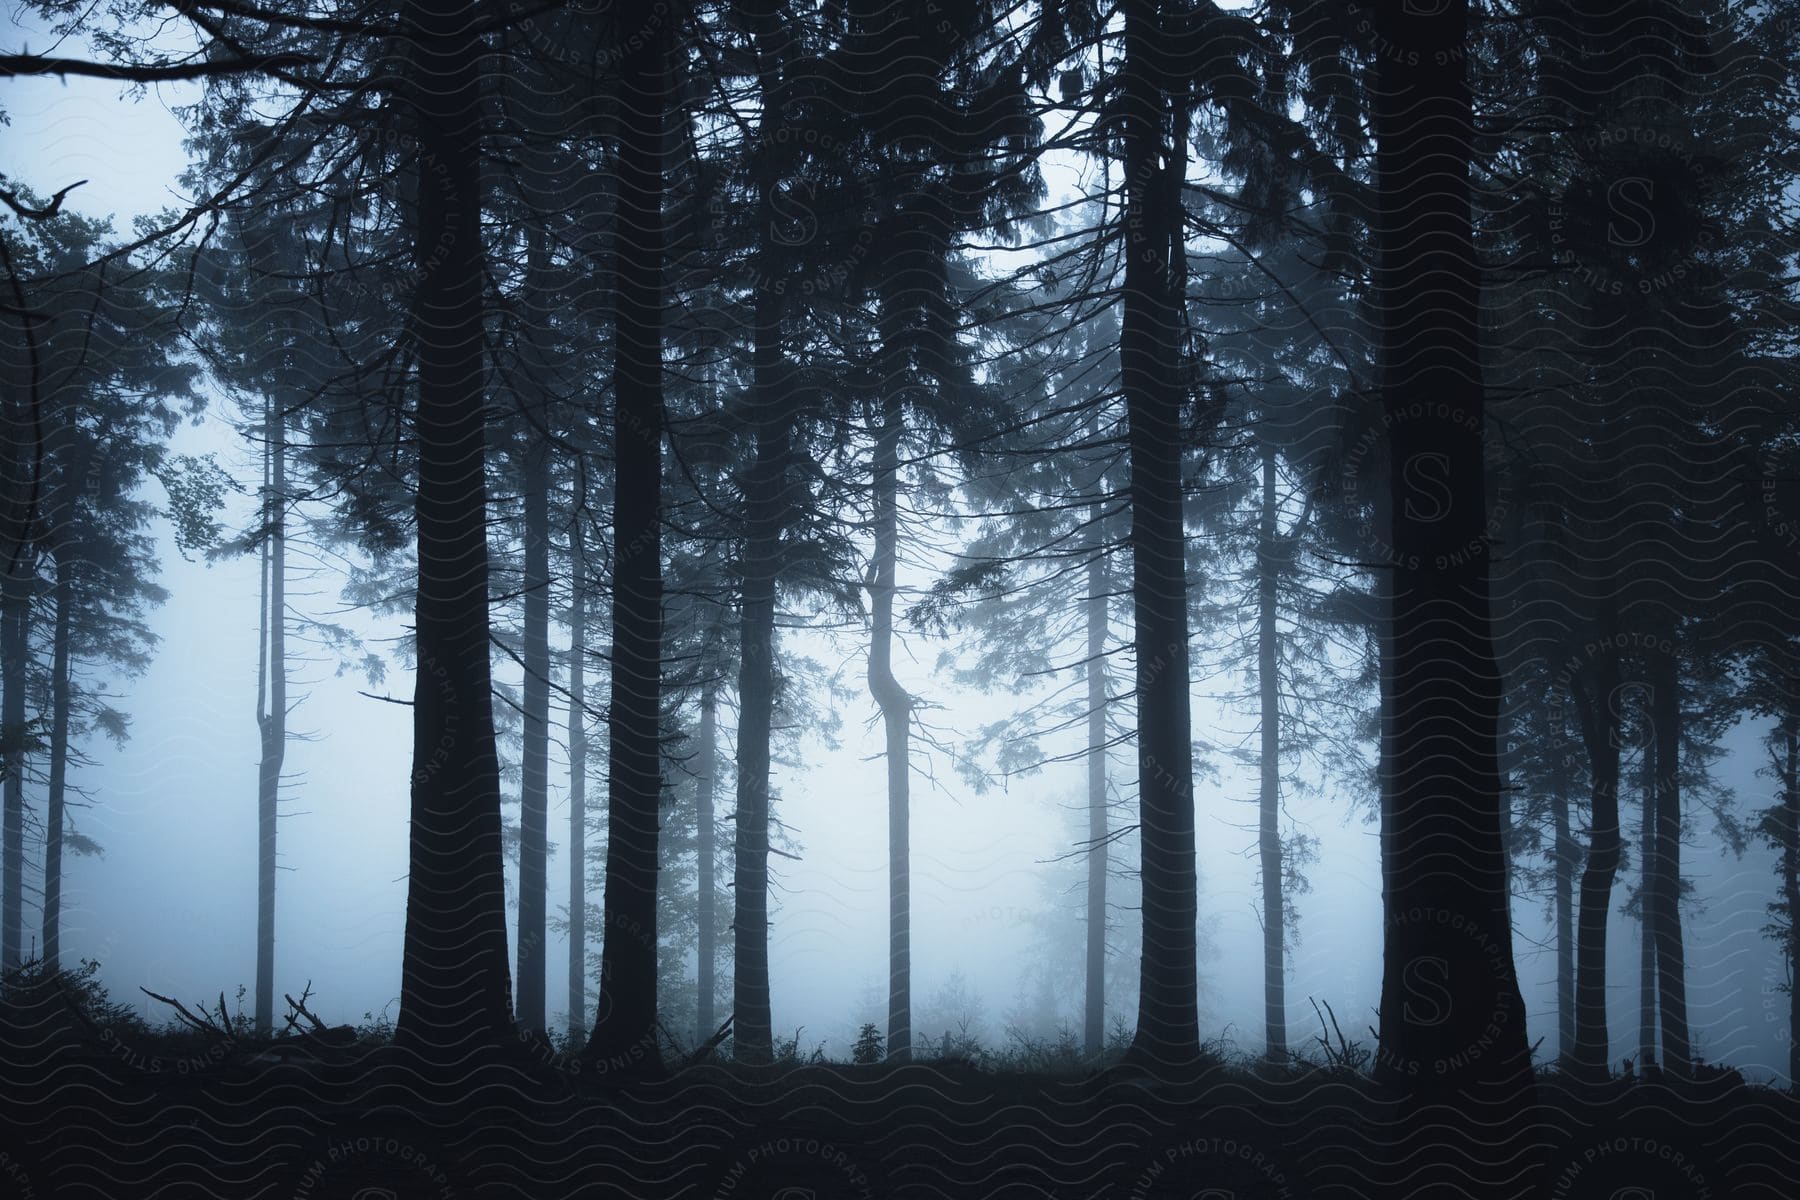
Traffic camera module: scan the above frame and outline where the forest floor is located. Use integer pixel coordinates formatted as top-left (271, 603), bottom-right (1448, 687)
top-left (3, 1035), bottom-right (1796, 1197)
top-left (1, 971), bottom-right (1795, 1198)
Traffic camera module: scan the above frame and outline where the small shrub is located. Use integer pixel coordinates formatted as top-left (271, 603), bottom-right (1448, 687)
top-left (852, 1022), bottom-right (884, 1065)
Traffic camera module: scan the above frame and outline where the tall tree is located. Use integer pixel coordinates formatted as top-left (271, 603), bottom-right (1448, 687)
top-left (1255, 444), bottom-right (1285, 1060)
top-left (693, 680), bottom-right (718, 1045)
top-left (566, 520), bottom-right (588, 1040)
top-left (1368, 0), bottom-right (1533, 1108)
top-left (254, 392), bottom-right (287, 1037)
top-left (394, 0), bottom-right (515, 1062)
top-left (587, 0), bottom-right (669, 1073)
top-left (1118, 0), bottom-right (1199, 1072)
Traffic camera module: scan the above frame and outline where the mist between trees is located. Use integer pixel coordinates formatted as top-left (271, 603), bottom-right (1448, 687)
top-left (2, 1), bottom-right (1800, 1194)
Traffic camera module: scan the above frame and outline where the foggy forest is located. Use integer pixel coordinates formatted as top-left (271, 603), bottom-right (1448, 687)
top-left (2, 0), bottom-right (1799, 1196)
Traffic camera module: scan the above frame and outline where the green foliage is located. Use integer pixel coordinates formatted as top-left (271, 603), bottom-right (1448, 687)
top-left (851, 1022), bottom-right (883, 1065)
top-left (157, 454), bottom-right (235, 562)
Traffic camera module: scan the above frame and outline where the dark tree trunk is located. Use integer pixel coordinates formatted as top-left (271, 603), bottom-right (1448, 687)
top-left (869, 390), bottom-right (912, 1062)
top-left (1783, 701), bottom-right (1799, 1088)
top-left (1649, 651), bottom-right (1690, 1077)
top-left (695, 682), bottom-right (717, 1045)
top-left (733, 284), bottom-right (789, 1067)
top-left (1638, 721), bottom-right (1658, 1070)
top-left (0, 562), bottom-right (28, 972)
top-left (394, 0), bottom-right (515, 1061)
top-left (40, 553), bottom-right (71, 972)
top-left (1257, 446), bottom-right (1286, 1061)
top-left (1570, 653), bottom-right (1622, 1079)
top-left (1370, 0), bottom-right (1533, 1104)
top-left (1550, 772), bottom-right (1575, 1064)
top-left (566, 522), bottom-right (587, 1040)
top-left (732, 10), bottom-right (793, 1070)
top-left (516, 393), bottom-right (551, 1035)
top-left (1084, 495), bottom-right (1108, 1062)
top-left (587, 0), bottom-right (667, 1072)
top-left (1120, 0), bottom-right (1200, 1073)
top-left (254, 395), bottom-right (286, 1037)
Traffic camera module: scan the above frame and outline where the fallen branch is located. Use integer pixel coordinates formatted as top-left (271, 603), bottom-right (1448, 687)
top-left (686, 1013), bottom-right (734, 1068)
top-left (284, 982), bottom-right (328, 1034)
top-left (140, 986), bottom-right (232, 1040)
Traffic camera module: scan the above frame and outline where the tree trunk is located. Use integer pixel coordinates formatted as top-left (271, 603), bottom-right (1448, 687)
top-left (1783, 699), bottom-right (1798, 1088)
top-left (1650, 650), bottom-right (1690, 1076)
top-left (733, 283), bottom-right (788, 1067)
top-left (1084, 496), bottom-right (1108, 1062)
top-left (516, 385), bottom-right (552, 1035)
top-left (394, 0), bottom-right (515, 1061)
top-left (869, 390), bottom-right (912, 1062)
top-left (1370, 0), bottom-right (1533, 1104)
top-left (1638, 719), bottom-right (1657, 1070)
top-left (695, 682), bottom-right (717, 1045)
top-left (1570, 653), bottom-right (1622, 1079)
top-left (566, 520), bottom-right (587, 1040)
top-left (1549, 771), bottom-right (1575, 1065)
top-left (40, 552), bottom-right (72, 972)
top-left (587, 0), bottom-right (667, 1072)
top-left (1120, 0), bottom-right (1200, 1074)
top-left (0, 561), bottom-right (28, 972)
top-left (1257, 446), bottom-right (1286, 1061)
top-left (254, 394), bottom-right (286, 1037)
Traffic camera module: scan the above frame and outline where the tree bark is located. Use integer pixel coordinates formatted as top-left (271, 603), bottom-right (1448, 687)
top-left (733, 283), bottom-right (789, 1066)
top-left (1550, 771), bottom-right (1575, 1065)
top-left (394, 0), bottom-right (515, 1062)
top-left (869, 390), bottom-right (912, 1062)
top-left (566, 520), bottom-right (587, 1040)
top-left (40, 552), bottom-right (72, 972)
top-left (1570, 653), bottom-right (1622, 1079)
top-left (695, 682), bottom-right (717, 1045)
top-left (1084, 491), bottom-right (1108, 1062)
top-left (1649, 650), bottom-right (1690, 1076)
top-left (1783, 698), bottom-right (1798, 1088)
top-left (516, 377), bottom-right (552, 1035)
top-left (1120, 0), bottom-right (1200, 1074)
top-left (1257, 445), bottom-right (1286, 1061)
top-left (587, 0), bottom-right (667, 1073)
top-left (1638, 715), bottom-right (1657, 1070)
top-left (1370, 0), bottom-right (1533, 1104)
top-left (0, 560), bottom-right (29, 972)
top-left (254, 393), bottom-right (286, 1037)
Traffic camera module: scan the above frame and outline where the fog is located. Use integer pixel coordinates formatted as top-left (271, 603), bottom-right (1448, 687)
top-left (2, 7), bottom-right (1793, 1087)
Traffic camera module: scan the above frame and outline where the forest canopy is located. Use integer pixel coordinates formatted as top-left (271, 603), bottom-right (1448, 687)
top-left (2, 0), bottom-right (1799, 1196)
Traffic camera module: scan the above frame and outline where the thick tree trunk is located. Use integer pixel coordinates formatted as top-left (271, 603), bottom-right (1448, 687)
top-left (1550, 773), bottom-right (1575, 1064)
top-left (254, 395), bottom-right (286, 1037)
top-left (587, 0), bottom-right (667, 1072)
top-left (40, 553), bottom-right (71, 972)
top-left (1649, 651), bottom-right (1690, 1077)
top-left (1783, 703), bottom-right (1798, 1088)
top-left (869, 390), bottom-right (912, 1062)
top-left (731, 10), bottom-right (794, 1070)
top-left (1638, 721), bottom-right (1657, 1070)
top-left (1084, 501), bottom-right (1108, 1062)
top-left (566, 523), bottom-right (587, 1040)
top-left (1570, 653), bottom-right (1622, 1079)
top-left (1257, 446), bottom-right (1286, 1061)
top-left (394, 0), bottom-right (515, 1061)
top-left (1370, 0), bottom-right (1533, 1104)
top-left (0, 564), bottom-right (28, 972)
top-left (517, 398), bottom-right (551, 1035)
top-left (733, 284), bottom-right (788, 1066)
top-left (1120, 0), bottom-right (1200, 1074)
top-left (695, 683), bottom-right (717, 1045)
